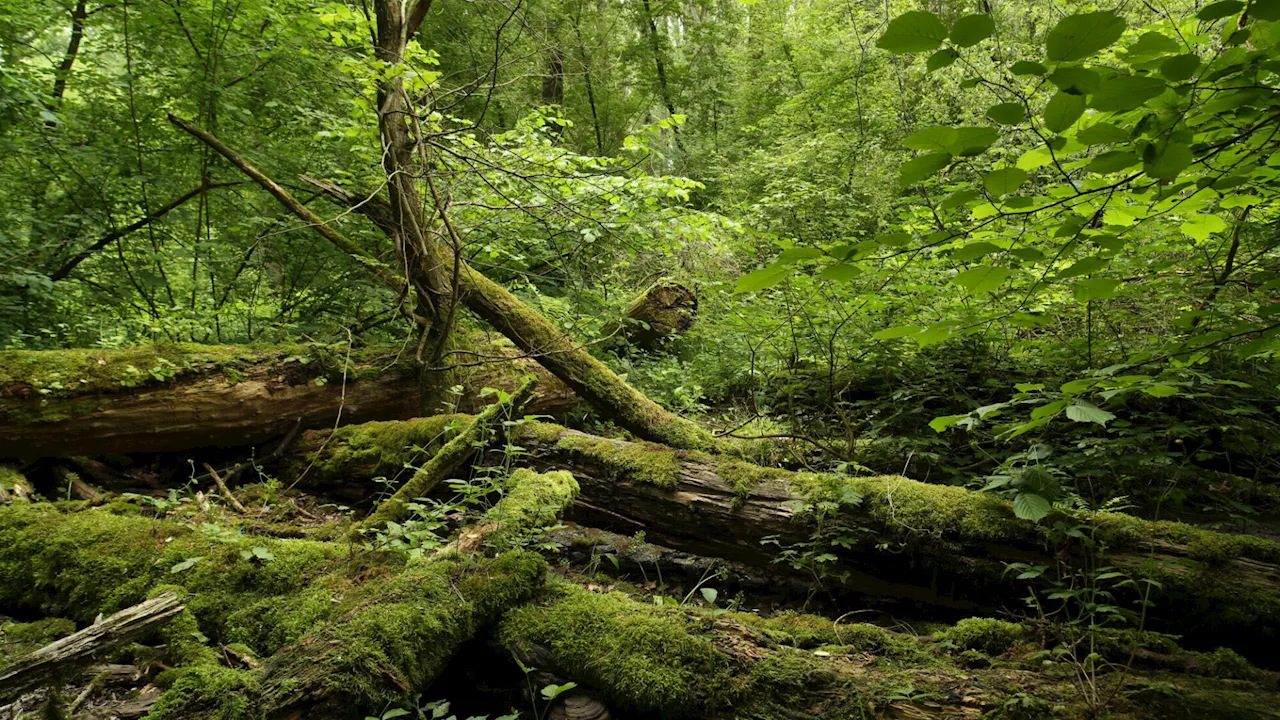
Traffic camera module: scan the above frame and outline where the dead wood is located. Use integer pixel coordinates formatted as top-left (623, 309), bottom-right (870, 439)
top-left (0, 592), bottom-right (183, 703)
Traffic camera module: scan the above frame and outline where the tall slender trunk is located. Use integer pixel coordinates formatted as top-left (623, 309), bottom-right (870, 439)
top-left (640, 0), bottom-right (683, 151)
top-left (50, 0), bottom-right (88, 106)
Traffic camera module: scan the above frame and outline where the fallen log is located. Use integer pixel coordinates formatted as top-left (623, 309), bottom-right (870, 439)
top-left (285, 418), bottom-right (1280, 664)
top-left (0, 469), bottom-right (577, 718)
top-left (0, 340), bottom-right (575, 458)
top-left (500, 582), bottom-right (1280, 720)
top-left (0, 592), bottom-right (183, 704)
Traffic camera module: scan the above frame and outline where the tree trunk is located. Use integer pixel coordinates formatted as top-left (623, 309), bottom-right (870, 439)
top-left (286, 419), bottom-right (1280, 664)
top-left (0, 343), bottom-right (574, 458)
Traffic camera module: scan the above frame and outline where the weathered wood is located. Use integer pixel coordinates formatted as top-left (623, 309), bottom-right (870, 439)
top-left (604, 282), bottom-right (697, 349)
top-left (0, 592), bottom-right (184, 703)
top-left (0, 343), bottom-right (574, 458)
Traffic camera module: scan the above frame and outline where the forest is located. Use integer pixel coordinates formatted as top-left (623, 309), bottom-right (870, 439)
top-left (2, 0), bottom-right (1280, 717)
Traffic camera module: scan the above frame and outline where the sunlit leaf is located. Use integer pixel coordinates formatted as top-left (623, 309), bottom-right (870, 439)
top-left (950, 13), bottom-right (995, 47)
top-left (876, 11), bottom-right (948, 53)
top-left (1046, 12), bottom-right (1127, 62)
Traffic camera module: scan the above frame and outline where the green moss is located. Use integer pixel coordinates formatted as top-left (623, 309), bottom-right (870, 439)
top-left (518, 420), bottom-right (570, 444)
top-left (147, 664), bottom-right (257, 720)
top-left (717, 460), bottom-right (791, 505)
top-left (0, 616), bottom-right (77, 663)
top-left (303, 414), bottom-right (468, 486)
top-left (481, 469), bottom-right (579, 550)
top-left (554, 434), bottom-right (683, 488)
top-left (0, 465), bottom-right (26, 491)
top-left (500, 584), bottom-right (737, 714)
top-left (1194, 647), bottom-right (1259, 679)
top-left (935, 618), bottom-right (1027, 656)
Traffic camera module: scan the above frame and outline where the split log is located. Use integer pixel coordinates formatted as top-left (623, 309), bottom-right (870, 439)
top-left (0, 340), bottom-right (574, 458)
top-left (0, 592), bottom-right (184, 703)
top-left (602, 282), bottom-right (697, 349)
top-left (286, 419), bottom-right (1280, 664)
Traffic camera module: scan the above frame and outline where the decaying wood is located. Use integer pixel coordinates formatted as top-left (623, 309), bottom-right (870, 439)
top-left (350, 377), bottom-right (538, 537)
top-left (0, 592), bottom-right (183, 703)
top-left (52, 466), bottom-right (100, 501)
top-left (0, 344), bottom-right (574, 458)
top-left (603, 282), bottom-right (697, 349)
top-left (284, 419), bottom-right (1280, 662)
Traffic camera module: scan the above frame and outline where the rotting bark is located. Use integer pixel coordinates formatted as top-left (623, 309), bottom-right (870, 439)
top-left (0, 341), bottom-right (574, 458)
top-left (0, 592), bottom-right (183, 703)
top-left (285, 419), bottom-right (1280, 664)
top-left (602, 282), bottom-right (697, 350)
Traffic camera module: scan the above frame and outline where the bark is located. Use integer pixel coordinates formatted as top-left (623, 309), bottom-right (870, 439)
top-left (603, 282), bottom-right (697, 349)
top-left (50, 0), bottom-right (88, 107)
top-left (288, 419), bottom-right (1280, 664)
top-left (0, 592), bottom-right (184, 703)
top-left (0, 343), bottom-right (574, 458)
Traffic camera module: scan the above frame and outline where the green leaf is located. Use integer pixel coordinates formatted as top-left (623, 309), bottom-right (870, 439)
top-left (1013, 493), bottom-right (1053, 521)
top-left (927, 48), bottom-right (959, 71)
top-left (1076, 122), bottom-right (1130, 145)
top-left (950, 13), bottom-right (995, 47)
top-left (1073, 278), bottom-right (1121, 301)
top-left (1066, 401), bottom-right (1116, 425)
top-left (1031, 399), bottom-right (1070, 420)
top-left (1087, 151), bottom-right (1140, 174)
top-left (951, 241), bottom-right (1000, 262)
top-left (930, 414), bottom-right (968, 432)
top-left (898, 152), bottom-right (952, 185)
top-left (1048, 67), bottom-right (1101, 95)
top-left (1159, 53), bottom-right (1201, 81)
top-left (1144, 141), bottom-right (1192, 181)
top-left (1124, 31), bottom-right (1181, 59)
top-left (700, 587), bottom-right (719, 604)
top-left (1197, 0), bottom-right (1244, 20)
top-left (171, 556), bottom-right (205, 574)
top-left (1011, 60), bottom-right (1047, 75)
top-left (1090, 75), bottom-right (1168, 112)
top-left (1180, 213), bottom-right (1227, 241)
top-left (1060, 378), bottom-right (1097, 393)
top-left (1043, 91), bottom-right (1086, 133)
top-left (953, 265), bottom-right (1013, 293)
top-left (876, 11), bottom-right (948, 53)
top-left (817, 263), bottom-right (862, 282)
top-left (1251, 0), bottom-right (1280, 21)
top-left (777, 247), bottom-right (824, 263)
top-left (983, 167), bottom-right (1028, 196)
top-left (904, 126), bottom-right (998, 155)
top-left (736, 264), bottom-right (789, 293)
top-left (251, 546), bottom-right (276, 562)
top-left (1046, 12), bottom-right (1127, 62)
top-left (986, 102), bottom-right (1026, 125)
top-left (1058, 256), bottom-right (1109, 278)
top-left (873, 325), bottom-right (924, 340)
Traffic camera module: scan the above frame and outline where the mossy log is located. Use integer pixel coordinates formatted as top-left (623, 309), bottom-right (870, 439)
top-left (287, 419), bottom-right (1280, 664)
top-left (0, 469), bottom-right (578, 718)
top-left (0, 341), bottom-right (574, 458)
top-left (500, 582), bottom-right (1280, 720)
top-left (602, 282), bottom-right (697, 349)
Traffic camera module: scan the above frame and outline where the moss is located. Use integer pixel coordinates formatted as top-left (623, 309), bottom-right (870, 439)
top-left (147, 664), bottom-right (257, 720)
top-left (500, 584), bottom-right (737, 714)
top-left (716, 460), bottom-right (791, 505)
top-left (0, 616), bottom-right (77, 663)
top-left (936, 618), bottom-right (1027, 656)
top-left (518, 420), bottom-right (570, 444)
top-left (1194, 647), bottom-right (1259, 679)
top-left (481, 469), bottom-right (579, 550)
top-left (303, 414), bottom-right (468, 486)
top-left (0, 465), bottom-right (27, 491)
top-left (554, 433), bottom-right (683, 488)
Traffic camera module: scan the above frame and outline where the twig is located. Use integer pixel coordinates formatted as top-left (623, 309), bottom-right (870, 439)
top-left (203, 463), bottom-right (247, 514)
